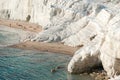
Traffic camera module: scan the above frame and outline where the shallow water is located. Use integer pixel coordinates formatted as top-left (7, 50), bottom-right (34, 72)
top-left (0, 48), bottom-right (94, 80)
top-left (0, 30), bottom-right (20, 45)
top-left (0, 26), bottom-right (94, 80)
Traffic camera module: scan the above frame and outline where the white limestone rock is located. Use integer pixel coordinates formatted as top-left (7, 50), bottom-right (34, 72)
top-left (67, 17), bottom-right (105, 74)
top-left (100, 14), bottom-right (120, 77)
top-left (0, 0), bottom-right (107, 42)
top-left (109, 75), bottom-right (120, 80)
top-left (68, 45), bottom-right (101, 73)
top-left (1, 0), bottom-right (120, 79)
top-left (67, 7), bottom-right (120, 79)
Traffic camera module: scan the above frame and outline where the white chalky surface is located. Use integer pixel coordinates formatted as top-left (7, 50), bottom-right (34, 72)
top-left (0, 0), bottom-right (120, 79)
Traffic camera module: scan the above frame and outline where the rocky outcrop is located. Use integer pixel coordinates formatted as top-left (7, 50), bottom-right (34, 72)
top-left (100, 14), bottom-right (120, 77)
top-left (0, 0), bottom-right (120, 79)
top-left (67, 9), bottom-right (110, 74)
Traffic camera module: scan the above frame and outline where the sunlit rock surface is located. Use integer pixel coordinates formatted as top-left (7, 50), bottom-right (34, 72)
top-left (100, 14), bottom-right (120, 77)
top-left (110, 75), bottom-right (120, 80)
top-left (0, 0), bottom-right (120, 79)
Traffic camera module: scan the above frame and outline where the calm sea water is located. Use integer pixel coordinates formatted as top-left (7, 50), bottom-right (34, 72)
top-left (0, 30), bottom-right (20, 46)
top-left (0, 26), bottom-right (94, 80)
top-left (0, 48), bottom-right (94, 80)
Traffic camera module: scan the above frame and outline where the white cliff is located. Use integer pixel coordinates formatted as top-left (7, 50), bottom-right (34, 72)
top-left (0, 0), bottom-right (120, 79)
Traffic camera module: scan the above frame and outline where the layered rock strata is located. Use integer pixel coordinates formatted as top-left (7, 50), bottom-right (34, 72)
top-left (0, 0), bottom-right (120, 79)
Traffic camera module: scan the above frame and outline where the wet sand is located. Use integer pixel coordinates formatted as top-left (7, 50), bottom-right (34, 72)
top-left (0, 19), bottom-right (79, 55)
top-left (10, 41), bottom-right (79, 55)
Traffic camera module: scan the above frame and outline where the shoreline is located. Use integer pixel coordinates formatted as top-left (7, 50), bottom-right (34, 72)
top-left (0, 19), bottom-right (109, 80)
top-left (10, 41), bottom-right (79, 55)
top-left (0, 19), bottom-right (42, 33)
top-left (0, 19), bottom-right (79, 55)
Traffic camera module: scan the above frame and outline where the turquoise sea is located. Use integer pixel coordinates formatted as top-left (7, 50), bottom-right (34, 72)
top-left (0, 26), bottom-right (94, 80)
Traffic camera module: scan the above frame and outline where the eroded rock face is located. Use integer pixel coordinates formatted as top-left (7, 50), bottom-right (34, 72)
top-left (100, 14), bottom-right (120, 77)
top-left (110, 75), bottom-right (120, 80)
top-left (0, 0), bottom-right (120, 79)
top-left (67, 9), bottom-right (110, 74)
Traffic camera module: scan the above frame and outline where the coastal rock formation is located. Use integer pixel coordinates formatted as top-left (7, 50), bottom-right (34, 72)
top-left (110, 76), bottom-right (120, 80)
top-left (67, 9), bottom-right (110, 74)
top-left (100, 14), bottom-right (120, 77)
top-left (0, 0), bottom-right (120, 79)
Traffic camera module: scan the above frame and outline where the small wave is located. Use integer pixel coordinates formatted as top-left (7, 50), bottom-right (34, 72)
top-left (0, 43), bottom-right (16, 48)
top-left (0, 44), bottom-right (9, 48)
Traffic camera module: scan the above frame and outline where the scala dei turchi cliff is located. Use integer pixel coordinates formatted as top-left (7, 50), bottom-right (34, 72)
top-left (0, 0), bottom-right (120, 79)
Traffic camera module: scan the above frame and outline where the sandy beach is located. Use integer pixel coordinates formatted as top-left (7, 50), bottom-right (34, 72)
top-left (0, 19), bottom-right (79, 55)
top-left (0, 19), bottom-right (42, 33)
